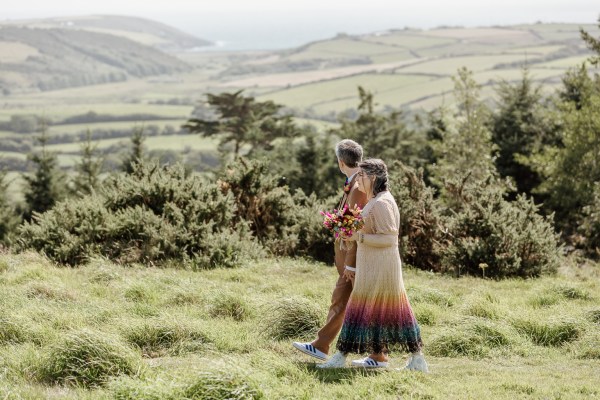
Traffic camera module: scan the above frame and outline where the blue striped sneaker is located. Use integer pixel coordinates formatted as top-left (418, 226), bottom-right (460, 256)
top-left (351, 357), bottom-right (389, 368)
top-left (292, 342), bottom-right (327, 360)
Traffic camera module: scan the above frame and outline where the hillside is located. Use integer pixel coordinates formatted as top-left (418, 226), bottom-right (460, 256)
top-left (246, 24), bottom-right (600, 115)
top-left (0, 252), bottom-right (598, 398)
top-left (0, 15), bottom-right (211, 51)
top-left (0, 25), bottom-right (196, 94)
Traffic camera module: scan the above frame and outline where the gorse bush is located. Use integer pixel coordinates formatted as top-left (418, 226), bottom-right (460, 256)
top-left (18, 158), bottom-right (334, 268)
top-left (388, 161), bottom-right (446, 271)
top-left (441, 177), bottom-right (562, 278)
top-left (18, 162), bottom-right (252, 268)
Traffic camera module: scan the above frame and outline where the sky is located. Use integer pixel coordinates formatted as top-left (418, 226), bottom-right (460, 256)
top-left (3, 0), bottom-right (599, 49)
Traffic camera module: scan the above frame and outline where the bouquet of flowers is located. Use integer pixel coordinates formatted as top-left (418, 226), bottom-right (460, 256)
top-left (320, 204), bottom-right (364, 248)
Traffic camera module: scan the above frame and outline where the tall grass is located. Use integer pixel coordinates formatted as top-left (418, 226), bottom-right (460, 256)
top-left (0, 252), bottom-right (598, 398)
top-left (262, 297), bottom-right (323, 340)
top-left (36, 329), bottom-right (142, 388)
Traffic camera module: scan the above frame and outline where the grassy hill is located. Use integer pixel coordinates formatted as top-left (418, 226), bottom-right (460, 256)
top-left (0, 15), bottom-right (211, 51)
top-left (0, 252), bottom-right (598, 398)
top-left (0, 25), bottom-right (194, 94)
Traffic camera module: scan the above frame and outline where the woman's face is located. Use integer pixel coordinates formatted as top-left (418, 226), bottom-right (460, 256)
top-left (356, 169), bottom-right (372, 194)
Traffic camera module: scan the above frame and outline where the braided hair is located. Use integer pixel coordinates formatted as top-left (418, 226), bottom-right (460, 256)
top-left (359, 158), bottom-right (389, 195)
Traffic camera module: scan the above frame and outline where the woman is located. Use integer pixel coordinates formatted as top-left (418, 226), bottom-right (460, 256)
top-left (317, 159), bottom-right (428, 371)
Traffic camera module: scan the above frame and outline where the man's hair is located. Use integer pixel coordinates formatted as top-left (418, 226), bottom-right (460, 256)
top-left (335, 139), bottom-right (363, 168)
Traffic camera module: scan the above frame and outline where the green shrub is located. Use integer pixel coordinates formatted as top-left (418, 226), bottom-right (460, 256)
top-left (389, 161), bottom-right (446, 271)
top-left (262, 297), bottom-right (323, 340)
top-left (18, 162), bottom-right (253, 268)
top-left (580, 182), bottom-right (600, 257)
top-left (36, 329), bottom-right (141, 388)
top-left (512, 318), bottom-right (580, 346)
top-left (442, 179), bottom-right (562, 278)
top-left (290, 190), bottom-right (337, 264)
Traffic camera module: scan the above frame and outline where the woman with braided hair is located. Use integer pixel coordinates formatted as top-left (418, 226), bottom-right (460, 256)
top-left (317, 158), bottom-right (428, 371)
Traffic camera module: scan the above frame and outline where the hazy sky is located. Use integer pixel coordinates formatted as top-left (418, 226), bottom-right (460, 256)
top-left (4, 0), bottom-right (599, 49)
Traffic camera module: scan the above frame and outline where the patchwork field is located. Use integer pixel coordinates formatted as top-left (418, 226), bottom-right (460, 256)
top-left (2, 22), bottom-right (600, 191)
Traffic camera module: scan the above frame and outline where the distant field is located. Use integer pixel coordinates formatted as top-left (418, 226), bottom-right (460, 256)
top-left (0, 104), bottom-right (193, 122)
top-left (44, 133), bottom-right (217, 154)
top-left (361, 32), bottom-right (458, 49)
top-left (47, 119), bottom-right (186, 136)
top-left (396, 54), bottom-right (534, 74)
top-left (260, 73), bottom-right (434, 110)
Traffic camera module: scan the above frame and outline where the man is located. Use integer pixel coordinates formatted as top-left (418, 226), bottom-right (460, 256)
top-left (292, 139), bottom-right (367, 367)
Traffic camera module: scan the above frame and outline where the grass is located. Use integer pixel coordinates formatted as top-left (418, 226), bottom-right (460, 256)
top-left (0, 251), bottom-right (598, 398)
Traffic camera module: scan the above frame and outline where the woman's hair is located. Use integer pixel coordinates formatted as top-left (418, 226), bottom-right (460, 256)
top-left (335, 139), bottom-right (363, 168)
top-left (359, 158), bottom-right (389, 195)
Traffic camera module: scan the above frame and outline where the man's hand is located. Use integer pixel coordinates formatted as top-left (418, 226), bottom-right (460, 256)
top-left (343, 269), bottom-right (355, 284)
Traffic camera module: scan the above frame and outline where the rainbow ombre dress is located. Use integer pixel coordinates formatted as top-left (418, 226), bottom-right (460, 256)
top-left (337, 191), bottom-right (422, 354)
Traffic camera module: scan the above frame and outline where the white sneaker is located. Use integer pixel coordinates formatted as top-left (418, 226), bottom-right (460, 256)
top-left (316, 351), bottom-right (347, 368)
top-left (292, 342), bottom-right (327, 361)
top-left (351, 357), bottom-right (389, 368)
top-left (404, 353), bottom-right (429, 373)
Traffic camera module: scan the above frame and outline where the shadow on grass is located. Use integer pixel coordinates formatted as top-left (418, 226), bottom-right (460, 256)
top-left (295, 361), bottom-right (384, 383)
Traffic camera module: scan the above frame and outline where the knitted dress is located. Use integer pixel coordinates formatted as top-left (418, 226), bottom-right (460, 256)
top-left (336, 190), bottom-right (423, 354)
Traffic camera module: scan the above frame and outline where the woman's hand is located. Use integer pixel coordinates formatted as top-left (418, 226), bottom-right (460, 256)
top-left (341, 231), bottom-right (359, 242)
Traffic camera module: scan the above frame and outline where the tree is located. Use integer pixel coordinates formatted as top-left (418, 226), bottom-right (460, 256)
top-left (331, 87), bottom-right (425, 166)
top-left (558, 63), bottom-right (599, 110)
top-left (23, 122), bottom-right (65, 220)
top-left (580, 16), bottom-right (600, 67)
top-left (73, 130), bottom-right (103, 195)
top-left (184, 90), bottom-right (299, 158)
top-left (537, 94), bottom-right (600, 232)
top-left (430, 68), bottom-right (498, 198)
top-left (122, 126), bottom-right (145, 174)
top-left (0, 169), bottom-right (20, 244)
top-left (491, 68), bottom-right (559, 198)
